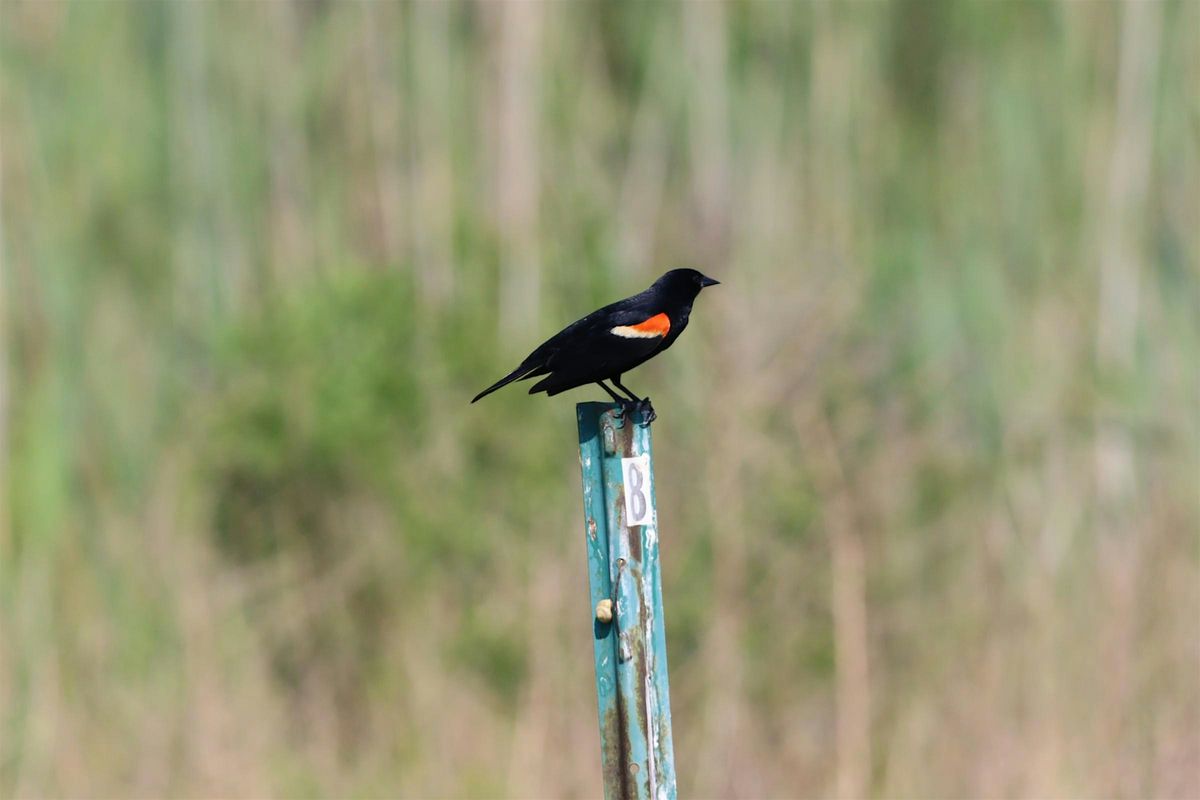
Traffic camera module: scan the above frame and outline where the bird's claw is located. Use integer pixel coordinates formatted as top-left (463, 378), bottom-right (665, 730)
top-left (615, 397), bottom-right (656, 426)
top-left (634, 397), bottom-right (656, 426)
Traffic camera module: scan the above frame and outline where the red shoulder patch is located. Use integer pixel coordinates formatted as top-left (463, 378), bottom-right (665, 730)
top-left (611, 312), bottom-right (671, 339)
top-left (629, 312), bottom-right (671, 335)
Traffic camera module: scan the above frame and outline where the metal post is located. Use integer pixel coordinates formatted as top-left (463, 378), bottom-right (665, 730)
top-left (577, 402), bottom-right (676, 800)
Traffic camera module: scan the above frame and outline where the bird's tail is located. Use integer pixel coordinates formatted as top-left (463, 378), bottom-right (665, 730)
top-left (471, 362), bottom-right (547, 403)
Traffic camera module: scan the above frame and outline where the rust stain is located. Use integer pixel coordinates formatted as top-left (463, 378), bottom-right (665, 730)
top-left (634, 607), bottom-right (651, 758)
top-left (602, 696), bottom-right (635, 799)
top-left (627, 522), bottom-right (643, 563)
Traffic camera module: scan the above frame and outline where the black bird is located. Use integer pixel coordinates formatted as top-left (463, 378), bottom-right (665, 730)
top-left (471, 268), bottom-right (720, 422)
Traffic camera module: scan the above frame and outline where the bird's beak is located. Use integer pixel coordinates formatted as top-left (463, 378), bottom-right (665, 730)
top-left (700, 275), bottom-right (720, 288)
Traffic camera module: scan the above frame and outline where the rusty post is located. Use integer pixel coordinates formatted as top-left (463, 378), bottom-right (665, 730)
top-left (577, 402), bottom-right (676, 800)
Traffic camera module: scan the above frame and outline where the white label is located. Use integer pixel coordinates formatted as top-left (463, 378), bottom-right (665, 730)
top-left (621, 455), bottom-right (654, 527)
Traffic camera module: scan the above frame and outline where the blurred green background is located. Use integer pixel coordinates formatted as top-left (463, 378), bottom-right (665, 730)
top-left (2, 1), bottom-right (1197, 797)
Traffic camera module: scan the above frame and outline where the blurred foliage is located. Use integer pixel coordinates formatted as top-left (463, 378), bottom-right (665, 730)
top-left (206, 273), bottom-right (422, 562)
top-left (2, 1), bottom-right (1197, 798)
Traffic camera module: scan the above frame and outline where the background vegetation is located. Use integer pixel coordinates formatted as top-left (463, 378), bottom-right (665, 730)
top-left (2, 1), bottom-right (1197, 797)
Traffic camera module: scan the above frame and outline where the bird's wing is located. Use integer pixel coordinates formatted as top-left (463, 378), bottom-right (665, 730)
top-left (523, 311), bottom-right (671, 401)
top-left (472, 299), bottom-right (668, 402)
top-left (538, 307), bottom-right (669, 368)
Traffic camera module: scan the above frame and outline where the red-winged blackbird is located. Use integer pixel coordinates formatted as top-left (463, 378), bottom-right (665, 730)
top-left (471, 269), bottom-right (719, 421)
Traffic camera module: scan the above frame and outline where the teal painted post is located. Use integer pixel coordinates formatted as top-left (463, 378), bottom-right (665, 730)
top-left (577, 402), bottom-right (676, 800)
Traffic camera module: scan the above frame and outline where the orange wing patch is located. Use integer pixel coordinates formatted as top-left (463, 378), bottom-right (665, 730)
top-left (611, 312), bottom-right (671, 339)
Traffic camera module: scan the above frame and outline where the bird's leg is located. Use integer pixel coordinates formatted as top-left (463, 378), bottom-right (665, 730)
top-left (595, 381), bottom-right (630, 408)
top-left (612, 376), bottom-right (655, 425)
top-left (610, 376), bottom-right (642, 403)
top-left (596, 381), bottom-right (652, 422)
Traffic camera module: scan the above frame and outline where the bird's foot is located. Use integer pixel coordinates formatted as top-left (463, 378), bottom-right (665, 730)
top-left (614, 397), bottom-right (655, 425)
top-left (633, 397), bottom-right (656, 426)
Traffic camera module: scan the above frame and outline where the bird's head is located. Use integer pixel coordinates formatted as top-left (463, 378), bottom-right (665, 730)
top-left (655, 268), bottom-right (721, 300)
